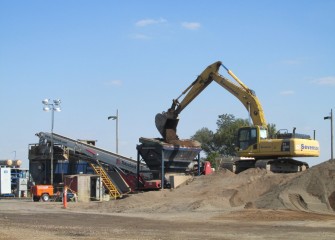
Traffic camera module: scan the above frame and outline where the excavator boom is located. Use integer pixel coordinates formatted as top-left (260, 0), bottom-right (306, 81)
top-left (155, 61), bottom-right (267, 141)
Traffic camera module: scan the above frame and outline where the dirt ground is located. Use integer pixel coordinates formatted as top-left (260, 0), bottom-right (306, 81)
top-left (1, 160), bottom-right (335, 239)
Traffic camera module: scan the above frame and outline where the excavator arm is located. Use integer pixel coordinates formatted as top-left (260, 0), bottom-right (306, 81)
top-left (155, 61), bottom-right (267, 142)
top-left (211, 64), bottom-right (267, 127)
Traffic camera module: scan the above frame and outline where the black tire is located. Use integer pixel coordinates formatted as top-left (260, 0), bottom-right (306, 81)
top-left (33, 196), bottom-right (40, 202)
top-left (41, 193), bottom-right (50, 202)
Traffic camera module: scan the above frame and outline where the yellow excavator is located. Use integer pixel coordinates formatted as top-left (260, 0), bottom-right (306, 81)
top-left (155, 61), bottom-right (320, 173)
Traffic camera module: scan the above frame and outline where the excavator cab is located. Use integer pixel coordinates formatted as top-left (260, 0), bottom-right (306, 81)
top-left (237, 126), bottom-right (268, 151)
top-left (237, 127), bottom-right (257, 151)
top-left (237, 125), bottom-right (319, 160)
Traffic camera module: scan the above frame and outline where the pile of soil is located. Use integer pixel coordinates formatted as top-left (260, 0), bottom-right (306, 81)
top-left (255, 160), bottom-right (335, 213)
top-left (71, 159), bottom-right (335, 215)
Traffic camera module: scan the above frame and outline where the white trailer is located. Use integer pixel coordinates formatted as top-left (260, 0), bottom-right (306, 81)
top-left (0, 168), bottom-right (11, 194)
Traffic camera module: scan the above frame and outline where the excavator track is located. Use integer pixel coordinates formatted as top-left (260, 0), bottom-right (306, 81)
top-left (223, 158), bottom-right (309, 173)
top-left (254, 159), bottom-right (309, 173)
top-left (222, 160), bottom-right (256, 174)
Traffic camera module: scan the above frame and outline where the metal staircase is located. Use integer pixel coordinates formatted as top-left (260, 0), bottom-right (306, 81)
top-left (89, 163), bottom-right (121, 199)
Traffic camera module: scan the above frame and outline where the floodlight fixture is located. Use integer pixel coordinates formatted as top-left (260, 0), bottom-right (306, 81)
top-left (54, 99), bottom-right (61, 105)
top-left (41, 98), bottom-right (62, 185)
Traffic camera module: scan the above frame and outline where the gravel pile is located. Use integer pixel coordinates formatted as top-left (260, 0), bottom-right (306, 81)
top-left (72, 159), bottom-right (335, 215)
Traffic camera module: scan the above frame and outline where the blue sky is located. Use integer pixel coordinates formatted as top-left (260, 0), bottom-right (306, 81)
top-left (1, 1), bottom-right (334, 168)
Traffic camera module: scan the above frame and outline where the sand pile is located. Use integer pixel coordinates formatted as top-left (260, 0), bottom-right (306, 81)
top-left (74, 160), bottom-right (335, 215)
top-left (254, 159), bottom-right (335, 213)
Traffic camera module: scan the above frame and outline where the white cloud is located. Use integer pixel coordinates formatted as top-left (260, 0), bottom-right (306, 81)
top-left (181, 22), bottom-right (201, 30)
top-left (105, 80), bottom-right (122, 86)
top-left (135, 18), bottom-right (167, 27)
top-left (280, 90), bottom-right (295, 95)
top-left (313, 76), bottom-right (335, 86)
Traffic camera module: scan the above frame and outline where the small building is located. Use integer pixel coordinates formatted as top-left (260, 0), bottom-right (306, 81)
top-left (64, 174), bottom-right (101, 202)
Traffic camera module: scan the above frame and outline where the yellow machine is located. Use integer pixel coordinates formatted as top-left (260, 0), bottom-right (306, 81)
top-left (155, 61), bottom-right (320, 173)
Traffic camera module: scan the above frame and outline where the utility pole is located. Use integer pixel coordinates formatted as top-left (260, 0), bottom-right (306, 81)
top-left (324, 109), bottom-right (333, 160)
top-left (108, 109), bottom-right (119, 154)
top-left (42, 99), bottom-right (61, 185)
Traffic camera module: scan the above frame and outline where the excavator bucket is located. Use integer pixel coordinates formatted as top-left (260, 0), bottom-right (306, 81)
top-left (155, 113), bottom-right (179, 142)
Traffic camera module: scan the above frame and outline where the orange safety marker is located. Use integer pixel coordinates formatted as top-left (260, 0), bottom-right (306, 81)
top-left (63, 186), bottom-right (67, 209)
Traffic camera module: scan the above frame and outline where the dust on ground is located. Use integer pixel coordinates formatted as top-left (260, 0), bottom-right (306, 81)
top-left (1, 159), bottom-right (335, 239)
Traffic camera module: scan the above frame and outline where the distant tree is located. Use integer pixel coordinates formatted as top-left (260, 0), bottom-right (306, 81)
top-left (191, 127), bottom-right (215, 153)
top-left (191, 113), bottom-right (276, 160)
top-left (214, 114), bottom-right (249, 157)
top-left (267, 123), bottom-right (277, 138)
